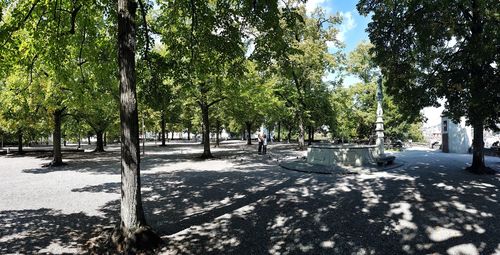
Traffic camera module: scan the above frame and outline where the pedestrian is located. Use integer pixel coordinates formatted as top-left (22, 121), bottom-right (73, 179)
top-left (258, 132), bottom-right (263, 154)
top-left (262, 134), bottom-right (268, 154)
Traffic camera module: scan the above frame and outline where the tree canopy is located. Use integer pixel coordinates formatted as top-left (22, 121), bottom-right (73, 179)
top-left (358, 0), bottom-right (499, 173)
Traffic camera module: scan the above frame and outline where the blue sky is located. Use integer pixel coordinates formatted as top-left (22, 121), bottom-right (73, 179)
top-left (307, 0), bottom-right (371, 52)
top-left (305, 0), bottom-right (372, 86)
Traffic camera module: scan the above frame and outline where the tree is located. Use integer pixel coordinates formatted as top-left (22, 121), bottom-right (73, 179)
top-left (262, 5), bottom-right (341, 149)
top-left (111, 0), bottom-right (161, 251)
top-left (224, 61), bottom-right (274, 145)
top-left (157, 0), bottom-right (246, 158)
top-left (358, 0), bottom-right (499, 174)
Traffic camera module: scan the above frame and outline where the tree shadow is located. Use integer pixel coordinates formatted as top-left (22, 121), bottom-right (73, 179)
top-left (2, 148), bottom-right (500, 254)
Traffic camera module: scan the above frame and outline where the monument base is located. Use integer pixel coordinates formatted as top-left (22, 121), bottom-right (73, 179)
top-left (307, 144), bottom-right (395, 167)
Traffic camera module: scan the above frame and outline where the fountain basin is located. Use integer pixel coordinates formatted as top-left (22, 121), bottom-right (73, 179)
top-left (307, 145), bottom-right (380, 167)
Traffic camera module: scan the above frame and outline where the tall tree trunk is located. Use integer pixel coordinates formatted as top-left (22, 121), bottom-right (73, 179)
top-left (95, 130), bottom-right (105, 152)
top-left (111, 0), bottom-right (161, 251)
top-left (200, 103), bottom-right (212, 158)
top-left (297, 114), bottom-right (305, 150)
top-left (466, 1), bottom-right (493, 174)
top-left (17, 130), bottom-right (23, 154)
top-left (78, 132), bottom-right (81, 149)
top-left (51, 109), bottom-right (64, 166)
top-left (104, 132), bottom-right (107, 146)
top-left (277, 121), bottom-right (281, 142)
top-left (246, 122), bottom-right (252, 145)
top-left (88, 135), bottom-right (91, 145)
top-left (171, 130), bottom-right (174, 140)
top-left (187, 123), bottom-right (191, 140)
top-left (311, 126), bottom-right (315, 141)
top-left (160, 111), bottom-right (166, 146)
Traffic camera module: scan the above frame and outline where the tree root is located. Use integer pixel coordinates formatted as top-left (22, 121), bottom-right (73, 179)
top-left (87, 225), bottom-right (162, 254)
top-left (466, 166), bottom-right (497, 175)
top-left (199, 153), bottom-right (214, 159)
top-left (42, 161), bottom-right (67, 167)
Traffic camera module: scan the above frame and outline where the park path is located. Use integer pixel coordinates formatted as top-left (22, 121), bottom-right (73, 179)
top-left (0, 143), bottom-right (499, 254)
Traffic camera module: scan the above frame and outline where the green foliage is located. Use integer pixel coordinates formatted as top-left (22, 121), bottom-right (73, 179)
top-left (357, 0), bottom-right (500, 129)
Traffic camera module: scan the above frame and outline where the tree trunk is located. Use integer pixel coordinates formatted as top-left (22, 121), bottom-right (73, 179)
top-left (78, 132), bottom-right (81, 149)
top-left (465, 2), bottom-right (494, 175)
top-left (297, 114), bottom-right (305, 150)
top-left (277, 121), bottom-right (281, 142)
top-left (467, 122), bottom-right (494, 174)
top-left (187, 124), bottom-right (191, 140)
top-left (200, 104), bottom-right (212, 158)
top-left (17, 130), bottom-right (23, 154)
top-left (171, 130), bottom-right (174, 140)
top-left (312, 127), bottom-right (315, 141)
top-left (104, 132), bottom-right (107, 147)
top-left (160, 111), bottom-right (166, 146)
top-left (51, 109), bottom-right (64, 166)
top-left (246, 122), bottom-right (252, 145)
top-left (88, 136), bottom-right (91, 145)
top-left (111, 0), bottom-right (161, 252)
top-left (95, 130), bottom-right (105, 152)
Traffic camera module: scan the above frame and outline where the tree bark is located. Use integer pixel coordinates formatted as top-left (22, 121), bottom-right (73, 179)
top-left (246, 122), bottom-right (252, 145)
top-left (95, 130), bottom-right (105, 152)
top-left (104, 132), bottom-right (107, 147)
top-left (187, 123), bottom-right (191, 140)
top-left (88, 135), bottom-right (91, 145)
top-left (51, 109), bottom-right (64, 166)
top-left (297, 114), bottom-right (305, 150)
top-left (467, 122), bottom-right (494, 174)
top-left (78, 132), bottom-right (81, 149)
top-left (200, 103), bottom-right (212, 158)
top-left (17, 130), bottom-right (23, 154)
top-left (171, 130), bottom-right (174, 140)
top-left (465, 1), bottom-right (494, 174)
top-left (111, 0), bottom-right (161, 252)
top-left (160, 111), bottom-right (166, 146)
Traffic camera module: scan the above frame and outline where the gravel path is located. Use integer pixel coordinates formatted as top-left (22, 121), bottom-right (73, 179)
top-left (1, 142), bottom-right (499, 254)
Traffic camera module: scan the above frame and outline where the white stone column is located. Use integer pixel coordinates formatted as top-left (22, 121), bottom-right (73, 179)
top-left (375, 77), bottom-right (385, 156)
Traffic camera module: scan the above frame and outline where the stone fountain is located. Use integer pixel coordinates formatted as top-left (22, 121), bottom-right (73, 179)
top-left (306, 77), bottom-right (395, 167)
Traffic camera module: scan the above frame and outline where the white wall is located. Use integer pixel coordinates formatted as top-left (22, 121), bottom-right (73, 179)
top-left (444, 117), bottom-right (472, 154)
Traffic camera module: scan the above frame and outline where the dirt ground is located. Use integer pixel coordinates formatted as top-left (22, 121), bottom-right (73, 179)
top-left (0, 141), bottom-right (499, 254)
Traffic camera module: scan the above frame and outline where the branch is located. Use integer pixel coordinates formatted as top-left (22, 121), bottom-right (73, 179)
top-left (137, 0), bottom-right (150, 62)
top-left (78, 26), bottom-right (87, 83)
top-left (61, 4), bottom-right (82, 36)
top-left (275, 91), bottom-right (296, 108)
top-left (0, 0), bottom-right (40, 45)
top-left (207, 97), bottom-right (227, 108)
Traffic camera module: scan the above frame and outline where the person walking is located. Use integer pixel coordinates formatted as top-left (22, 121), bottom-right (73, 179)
top-left (258, 132), bottom-right (263, 154)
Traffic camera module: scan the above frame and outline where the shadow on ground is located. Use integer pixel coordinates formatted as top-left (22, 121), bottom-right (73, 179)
top-left (1, 145), bottom-right (500, 254)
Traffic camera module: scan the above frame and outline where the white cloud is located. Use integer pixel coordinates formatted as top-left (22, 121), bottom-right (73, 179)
top-left (305, 0), bottom-right (326, 15)
top-left (336, 11), bottom-right (357, 43)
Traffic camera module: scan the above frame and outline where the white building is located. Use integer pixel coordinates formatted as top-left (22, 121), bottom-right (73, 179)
top-left (423, 103), bottom-right (499, 153)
